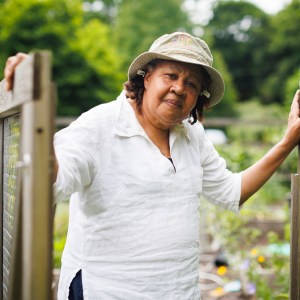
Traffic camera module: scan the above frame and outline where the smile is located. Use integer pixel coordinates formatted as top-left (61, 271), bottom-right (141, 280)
top-left (164, 99), bottom-right (182, 108)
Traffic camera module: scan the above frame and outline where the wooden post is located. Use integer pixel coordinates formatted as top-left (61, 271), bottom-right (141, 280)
top-left (290, 146), bottom-right (300, 299)
top-left (20, 52), bottom-right (54, 300)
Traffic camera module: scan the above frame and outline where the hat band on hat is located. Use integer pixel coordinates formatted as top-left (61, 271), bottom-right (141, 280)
top-left (154, 50), bottom-right (212, 67)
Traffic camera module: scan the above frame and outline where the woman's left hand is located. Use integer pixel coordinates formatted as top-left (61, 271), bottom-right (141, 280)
top-left (284, 89), bottom-right (300, 149)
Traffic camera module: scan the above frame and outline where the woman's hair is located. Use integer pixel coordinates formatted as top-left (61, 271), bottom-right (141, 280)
top-left (124, 59), bottom-right (211, 124)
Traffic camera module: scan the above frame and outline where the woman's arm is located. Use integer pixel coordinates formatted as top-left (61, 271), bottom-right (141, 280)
top-left (240, 90), bottom-right (300, 205)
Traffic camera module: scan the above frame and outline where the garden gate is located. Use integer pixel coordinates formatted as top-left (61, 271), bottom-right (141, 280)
top-left (0, 52), bottom-right (55, 300)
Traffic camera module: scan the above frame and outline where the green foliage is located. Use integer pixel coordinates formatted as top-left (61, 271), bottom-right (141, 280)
top-left (205, 50), bottom-right (238, 118)
top-left (225, 99), bottom-right (299, 177)
top-left (226, 100), bottom-right (287, 145)
top-left (246, 231), bottom-right (290, 299)
top-left (58, 19), bottom-right (124, 115)
top-left (206, 0), bottom-right (270, 101)
top-left (204, 203), bottom-right (262, 255)
top-left (53, 202), bottom-right (69, 268)
top-left (82, 0), bottom-right (120, 24)
top-left (205, 0), bottom-right (299, 106)
top-left (0, 0), bottom-right (82, 58)
top-left (1, 0), bottom-right (299, 115)
top-left (216, 142), bottom-right (290, 206)
top-left (0, 0), bottom-right (123, 116)
top-left (113, 0), bottom-right (192, 72)
top-left (204, 99), bottom-right (293, 297)
top-left (214, 100), bottom-right (294, 206)
top-left (284, 69), bottom-right (300, 110)
top-left (261, 0), bottom-right (300, 104)
top-left (203, 194), bottom-right (290, 298)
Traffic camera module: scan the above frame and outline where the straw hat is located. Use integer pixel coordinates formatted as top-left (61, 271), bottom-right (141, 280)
top-left (128, 32), bottom-right (225, 108)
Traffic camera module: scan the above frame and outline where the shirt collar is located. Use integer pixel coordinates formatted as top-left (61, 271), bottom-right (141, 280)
top-left (113, 91), bottom-right (146, 137)
top-left (113, 91), bottom-right (191, 141)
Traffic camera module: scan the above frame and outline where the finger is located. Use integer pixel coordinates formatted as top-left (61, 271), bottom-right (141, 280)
top-left (4, 56), bottom-right (18, 90)
top-left (288, 90), bottom-right (300, 124)
top-left (291, 89), bottom-right (300, 111)
top-left (4, 53), bottom-right (27, 76)
top-left (4, 53), bottom-right (27, 91)
top-left (5, 56), bottom-right (20, 73)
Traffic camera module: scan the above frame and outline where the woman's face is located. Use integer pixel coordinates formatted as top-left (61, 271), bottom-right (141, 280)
top-left (141, 60), bottom-right (204, 130)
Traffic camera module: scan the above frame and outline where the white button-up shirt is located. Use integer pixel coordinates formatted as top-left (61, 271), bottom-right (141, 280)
top-left (54, 91), bottom-right (241, 300)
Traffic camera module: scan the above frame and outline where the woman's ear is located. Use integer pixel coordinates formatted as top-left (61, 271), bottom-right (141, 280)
top-left (144, 71), bottom-right (152, 90)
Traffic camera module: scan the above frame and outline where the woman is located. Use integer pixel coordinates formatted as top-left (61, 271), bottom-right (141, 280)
top-left (4, 32), bottom-right (300, 300)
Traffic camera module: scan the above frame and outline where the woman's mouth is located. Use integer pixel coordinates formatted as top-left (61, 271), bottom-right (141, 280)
top-left (164, 99), bottom-right (182, 108)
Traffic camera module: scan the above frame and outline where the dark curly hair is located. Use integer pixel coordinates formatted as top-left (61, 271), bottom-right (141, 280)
top-left (124, 59), bottom-right (211, 124)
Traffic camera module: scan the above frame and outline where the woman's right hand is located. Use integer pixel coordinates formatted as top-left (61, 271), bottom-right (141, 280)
top-left (4, 53), bottom-right (28, 91)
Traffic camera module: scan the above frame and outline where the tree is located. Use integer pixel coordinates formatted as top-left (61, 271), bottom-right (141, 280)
top-left (113, 0), bottom-right (192, 73)
top-left (0, 0), bottom-right (123, 115)
top-left (66, 19), bottom-right (124, 113)
top-left (82, 0), bottom-right (121, 24)
top-left (206, 49), bottom-right (238, 118)
top-left (0, 0), bottom-right (82, 63)
top-left (260, 0), bottom-right (300, 104)
top-left (284, 69), bottom-right (299, 111)
top-left (205, 0), bottom-right (270, 101)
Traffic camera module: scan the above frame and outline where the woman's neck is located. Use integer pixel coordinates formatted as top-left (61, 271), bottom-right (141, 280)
top-left (130, 100), bottom-right (171, 158)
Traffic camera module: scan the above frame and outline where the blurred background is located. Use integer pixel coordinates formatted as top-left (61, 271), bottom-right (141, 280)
top-left (1, 0), bottom-right (299, 298)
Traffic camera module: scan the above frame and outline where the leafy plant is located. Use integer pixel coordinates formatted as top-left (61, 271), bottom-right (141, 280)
top-left (53, 202), bottom-right (69, 268)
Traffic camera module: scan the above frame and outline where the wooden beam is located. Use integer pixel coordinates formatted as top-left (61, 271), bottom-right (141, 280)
top-left (0, 118), bottom-right (3, 300)
top-left (290, 145), bottom-right (300, 299)
top-left (20, 52), bottom-right (54, 300)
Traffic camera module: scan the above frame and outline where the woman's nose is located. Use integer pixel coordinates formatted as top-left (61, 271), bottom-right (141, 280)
top-left (170, 80), bottom-right (186, 96)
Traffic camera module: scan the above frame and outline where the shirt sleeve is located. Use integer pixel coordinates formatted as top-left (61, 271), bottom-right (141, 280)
top-left (200, 135), bottom-right (242, 214)
top-left (53, 115), bottom-right (98, 202)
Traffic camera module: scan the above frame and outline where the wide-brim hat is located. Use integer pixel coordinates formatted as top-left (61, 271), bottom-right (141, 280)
top-left (128, 32), bottom-right (225, 108)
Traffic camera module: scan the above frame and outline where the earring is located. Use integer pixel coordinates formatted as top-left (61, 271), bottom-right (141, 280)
top-left (188, 115), bottom-right (193, 124)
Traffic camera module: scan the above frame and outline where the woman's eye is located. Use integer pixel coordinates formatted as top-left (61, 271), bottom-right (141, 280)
top-left (166, 73), bottom-right (177, 79)
top-left (186, 81), bottom-right (196, 89)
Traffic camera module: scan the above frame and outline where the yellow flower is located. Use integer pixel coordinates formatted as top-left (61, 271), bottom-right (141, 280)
top-left (250, 248), bottom-right (258, 256)
top-left (210, 287), bottom-right (225, 297)
top-left (257, 255), bottom-right (265, 263)
top-left (217, 266), bottom-right (228, 276)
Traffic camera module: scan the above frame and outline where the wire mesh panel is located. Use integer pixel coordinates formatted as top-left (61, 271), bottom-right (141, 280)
top-left (2, 115), bottom-right (20, 300)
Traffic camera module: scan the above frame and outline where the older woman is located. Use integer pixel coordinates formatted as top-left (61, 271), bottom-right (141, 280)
top-left (4, 32), bottom-right (300, 300)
